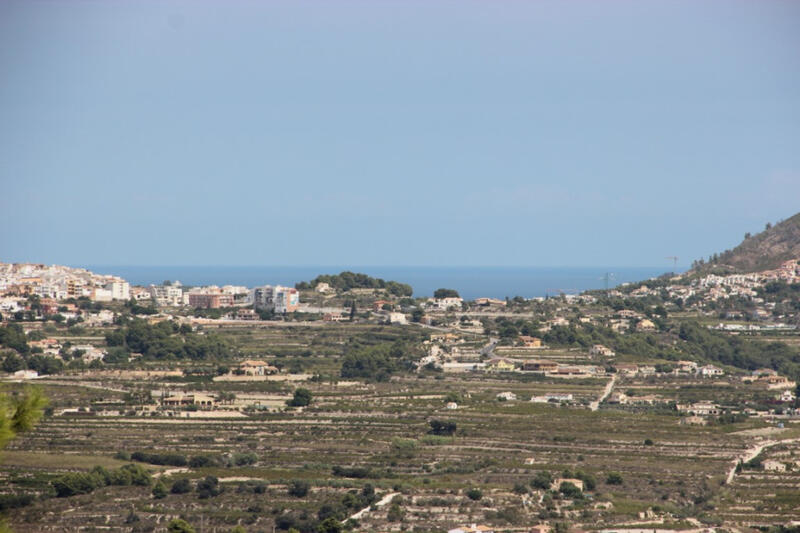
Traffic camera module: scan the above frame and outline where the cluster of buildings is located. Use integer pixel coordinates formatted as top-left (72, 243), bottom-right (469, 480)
top-left (623, 259), bottom-right (800, 321)
top-left (0, 263), bottom-right (305, 315)
top-left (0, 263), bottom-right (130, 303)
top-left (742, 368), bottom-right (797, 390)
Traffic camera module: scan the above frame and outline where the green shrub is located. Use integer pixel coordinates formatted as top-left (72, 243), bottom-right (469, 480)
top-left (0, 493), bottom-right (34, 511)
top-left (196, 476), bottom-right (223, 499)
top-left (152, 480), bottom-right (167, 499)
top-left (428, 419), bottom-right (457, 436)
top-left (171, 478), bottom-right (193, 494)
top-left (530, 471), bottom-right (552, 490)
top-left (288, 480), bottom-right (310, 497)
top-left (167, 518), bottom-right (196, 533)
top-left (287, 388), bottom-right (313, 407)
top-left (52, 464), bottom-right (151, 497)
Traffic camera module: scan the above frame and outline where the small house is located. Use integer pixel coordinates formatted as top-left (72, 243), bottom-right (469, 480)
top-left (238, 360), bottom-right (278, 376)
top-left (590, 344), bottom-right (615, 357)
top-left (518, 335), bottom-right (543, 348)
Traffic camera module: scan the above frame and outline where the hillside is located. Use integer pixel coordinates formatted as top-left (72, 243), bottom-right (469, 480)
top-left (692, 212), bottom-right (800, 274)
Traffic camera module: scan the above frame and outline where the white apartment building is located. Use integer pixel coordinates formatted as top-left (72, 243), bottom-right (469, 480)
top-left (149, 284), bottom-right (184, 306)
top-left (428, 297), bottom-right (463, 310)
top-left (105, 280), bottom-right (130, 300)
top-left (253, 285), bottom-right (299, 313)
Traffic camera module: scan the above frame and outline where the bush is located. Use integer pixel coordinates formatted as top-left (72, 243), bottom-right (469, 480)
top-left (531, 470), bottom-right (552, 490)
top-left (606, 472), bottom-right (624, 485)
top-left (559, 481), bottom-right (582, 498)
top-left (574, 470), bottom-right (596, 491)
top-left (189, 455), bottom-right (219, 468)
top-left (131, 451), bottom-right (188, 467)
top-left (52, 464), bottom-right (150, 497)
top-left (317, 517), bottom-right (343, 533)
top-left (332, 466), bottom-right (372, 478)
top-left (466, 488), bottom-right (482, 501)
top-left (231, 452), bottom-right (258, 466)
top-left (386, 503), bottom-right (404, 522)
top-left (287, 388), bottom-right (313, 407)
top-left (167, 518), bottom-right (196, 533)
top-left (171, 478), bottom-right (193, 494)
top-left (152, 480), bottom-right (168, 499)
top-left (288, 480), bottom-right (310, 497)
top-left (428, 419), bottom-right (457, 436)
top-left (196, 476), bottom-right (223, 499)
top-left (0, 493), bottom-right (34, 511)
top-left (391, 438), bottom-right (417, 459)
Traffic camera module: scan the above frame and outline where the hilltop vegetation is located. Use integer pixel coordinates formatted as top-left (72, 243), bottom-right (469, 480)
top-left (692, 212), bottom-right (800, 274)
top-left (295, 271), bottom-right (413, 296)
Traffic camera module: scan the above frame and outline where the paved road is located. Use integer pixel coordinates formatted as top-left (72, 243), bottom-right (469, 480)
top-left (590, 375), bottom-right (617, 411)
top-left (480, 338), bottom-right (499, 357)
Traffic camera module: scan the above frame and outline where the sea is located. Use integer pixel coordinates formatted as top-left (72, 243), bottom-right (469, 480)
top-left (83, 265), bottom-right (675, 300)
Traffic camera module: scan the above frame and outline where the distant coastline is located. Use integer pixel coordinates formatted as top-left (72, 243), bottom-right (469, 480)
top-left (80, 265), bottom-right (675, 300)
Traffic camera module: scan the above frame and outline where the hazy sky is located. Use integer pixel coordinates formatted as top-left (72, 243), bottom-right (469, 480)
top-left (1, 1), bottom-right (798, 268)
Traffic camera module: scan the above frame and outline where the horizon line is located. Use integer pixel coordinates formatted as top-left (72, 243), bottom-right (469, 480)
top-left (76, 263), bottom-right (679, 269)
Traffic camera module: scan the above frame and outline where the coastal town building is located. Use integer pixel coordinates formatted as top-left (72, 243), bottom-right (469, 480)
top-left (188, 289), bottom-right (234, 309)
top-left (428, 296), bottom-right (463, 310)
top-left (149, 284), bottom-right (184, 306)
top-left (253, 285), bottom-right (299, 313)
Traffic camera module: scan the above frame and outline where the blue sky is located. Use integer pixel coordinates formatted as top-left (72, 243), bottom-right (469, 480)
top-left (1, 1), bottom-right (798, 268)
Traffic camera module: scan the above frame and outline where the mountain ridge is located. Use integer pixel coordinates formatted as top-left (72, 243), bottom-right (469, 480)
top-left (691, 212), bottom-right (800, 275)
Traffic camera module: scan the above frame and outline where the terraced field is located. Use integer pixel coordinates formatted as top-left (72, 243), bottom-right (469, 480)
top-left (2, 323), bottom-right (799, 532)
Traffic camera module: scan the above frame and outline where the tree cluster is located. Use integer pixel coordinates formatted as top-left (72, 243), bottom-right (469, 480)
top-left (52, 464), bottom-right (151, 497)
top-left (295, 271), bottom-right (413, 296)
top-left (340, 342), bottom-right (411, 381)
top-left (105, 318), bottom-right (234, 360)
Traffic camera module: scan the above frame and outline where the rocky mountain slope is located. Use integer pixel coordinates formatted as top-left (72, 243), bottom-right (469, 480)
top-left (692, 212), bottom-right (800, 274)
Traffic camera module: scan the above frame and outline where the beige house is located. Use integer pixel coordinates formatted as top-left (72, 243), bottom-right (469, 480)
top-left (636, 318), bottom-right (656, 331)
top-left (162, 393), bottom-right (216, 408)
top-left (590, 344), bottom-right (615, 357)
top-left (615, 364), bottom-right (639, 376)
top-left (519, 335), bottom-right (543, 348)
top-left (699, 364), bottom-right (724, 377)
top-left (238, 360), bottom-right (278, 376)
top-left (523, 359), bottom-right (559, 373)
top-left (486, 358), bottom-right (517, 372)
top-left (448, 525), bottom-right (494, 533)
